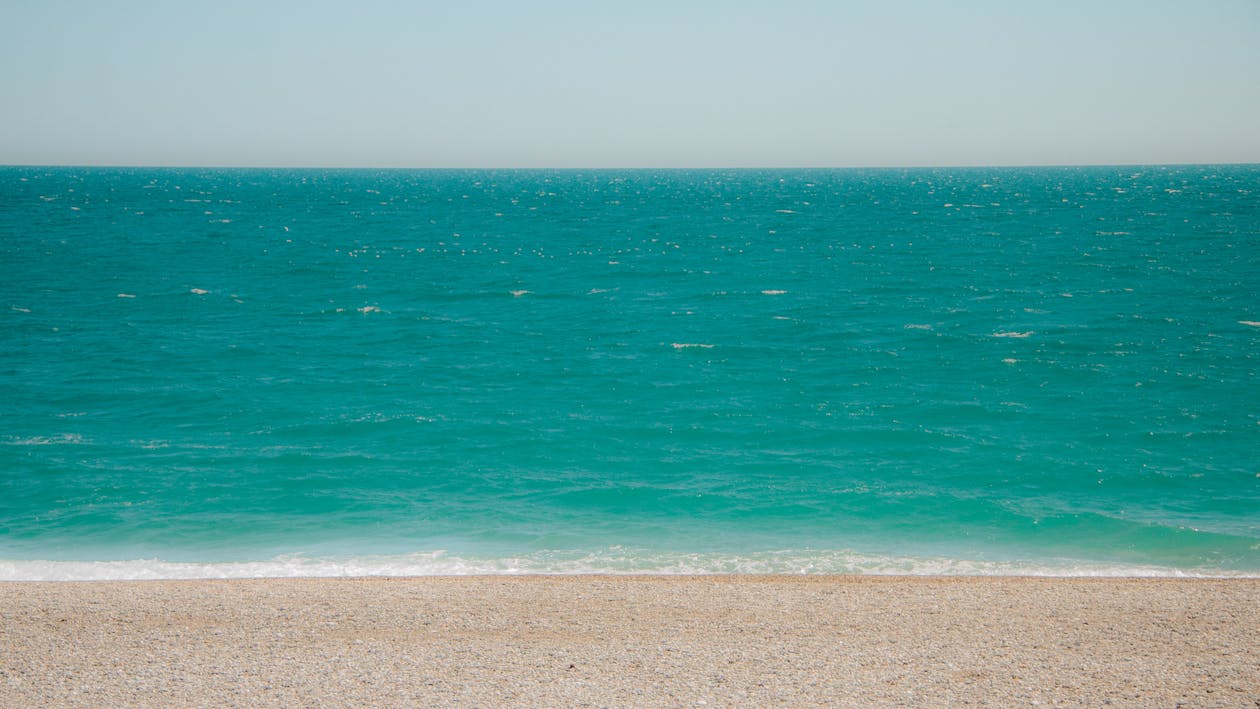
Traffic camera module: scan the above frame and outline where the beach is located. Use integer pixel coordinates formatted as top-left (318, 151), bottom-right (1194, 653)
top-left (2, 576), bottom-right (1257, 706)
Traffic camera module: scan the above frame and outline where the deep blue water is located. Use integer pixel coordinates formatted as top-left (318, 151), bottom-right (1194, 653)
top-left (2, 166), bottom-right (1258, 579)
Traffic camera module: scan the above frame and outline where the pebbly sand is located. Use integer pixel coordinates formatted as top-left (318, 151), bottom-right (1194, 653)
top-left (1, 576), bottom-right (1257, 707)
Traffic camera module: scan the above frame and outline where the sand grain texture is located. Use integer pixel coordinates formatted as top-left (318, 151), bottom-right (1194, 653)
top-left (2, 576), bottom-right (1257, 707)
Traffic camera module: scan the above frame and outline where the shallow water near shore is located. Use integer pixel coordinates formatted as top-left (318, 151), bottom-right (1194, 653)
top-left (2, 166), bottom-right (1258, 579)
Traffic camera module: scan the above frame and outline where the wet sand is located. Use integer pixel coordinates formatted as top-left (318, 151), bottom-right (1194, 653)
top-left (2, 575), bottom-right (1257, 706)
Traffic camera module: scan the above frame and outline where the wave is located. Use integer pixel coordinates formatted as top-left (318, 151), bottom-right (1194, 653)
top-left (2, 433), bottom-right (86, 446)
top-left (3, 548), bottom-right (1254, 581)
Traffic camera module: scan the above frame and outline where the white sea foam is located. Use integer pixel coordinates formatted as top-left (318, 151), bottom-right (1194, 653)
top-left (1, 549), bottom-right (1252, 582)
top-left (510, 289), bottom-right (531, 297)
top-left (904, 323), bottom-right (933, 330)
top-left (357, 305), bottom-right (381, 314)
top-left (991, 331), bottom-right (1033, 338)
top-left (671, 343), bottom-right (715, 349)
top-left (761, 289), bottom-right (787, 295)
top-left (1240, 320), bottom-right (1260, 327)
top-left (10, 305), bottom-right (32, 313)
top-left (190, 288), bottom-right (209, 295)
top-left (117, 293), bottom-right (136, 299)
top-left (2, 433), bottom-right (85, 446)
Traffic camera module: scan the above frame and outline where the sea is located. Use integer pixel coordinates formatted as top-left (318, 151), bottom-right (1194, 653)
top-left (2, 165), bottom-right (1258, 580)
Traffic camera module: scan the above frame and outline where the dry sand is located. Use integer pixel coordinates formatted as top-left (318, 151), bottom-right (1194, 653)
top-left (2, 575), bottom-right (1257, 707)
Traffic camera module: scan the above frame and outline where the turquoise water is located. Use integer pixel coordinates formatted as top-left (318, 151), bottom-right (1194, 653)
top-left (2, 166), bottom-right (1258, 579)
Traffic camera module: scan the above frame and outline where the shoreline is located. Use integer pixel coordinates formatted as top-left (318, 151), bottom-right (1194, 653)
top-left (3, 575), bottom-right (1257, 706)
top-left (7, 549), bottom-right (1257, 581)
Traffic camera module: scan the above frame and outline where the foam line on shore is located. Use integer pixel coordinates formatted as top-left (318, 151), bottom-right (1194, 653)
top-left (4, 548), bottom-right (1257, 581)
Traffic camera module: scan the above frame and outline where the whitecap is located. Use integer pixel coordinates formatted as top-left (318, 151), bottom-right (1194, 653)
top-left (671, 343), bottom-right (715, 349)
top-left (357, 305), bottom-right (381, 314)
top-left (117, 293), bottom-right (136, 299)
top-left (510, 290), bottom-right (531, 297)
top-left (132, 440), bottom-right (171, 450)
top-left (991, 331), bottom-right (1033, 338)
top-left (3, 433), bottom-right (85, 446)
top-left (1240, 320), bottom-right (1260, 328)
top-left (904, 323), bottom-right (933, 330)
top-left (761, 289), bottom-right (787, 295)
top-left (10, 305), bottom-right (31, 313)
top-left (189, 288), bottom-right (209, 295)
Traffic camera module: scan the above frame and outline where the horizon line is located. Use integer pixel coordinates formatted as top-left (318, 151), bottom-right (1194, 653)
top-left (3, 161), bottom-right (1259, 171)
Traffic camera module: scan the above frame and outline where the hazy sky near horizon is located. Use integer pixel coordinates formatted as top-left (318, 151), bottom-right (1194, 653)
top-left (2, 1), bottom-right (1258, 168)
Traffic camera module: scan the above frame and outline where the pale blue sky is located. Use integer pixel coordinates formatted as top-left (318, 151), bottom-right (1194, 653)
top-left (2, 0), bottom-right (1258, 167)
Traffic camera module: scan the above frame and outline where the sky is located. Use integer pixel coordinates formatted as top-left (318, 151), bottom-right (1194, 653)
top-left (1, 0), bottom-right (1258, 168)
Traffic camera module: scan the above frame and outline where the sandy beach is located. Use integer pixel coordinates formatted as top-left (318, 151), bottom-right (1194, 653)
top-left (2, 575), bottom-right (1256, 707)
